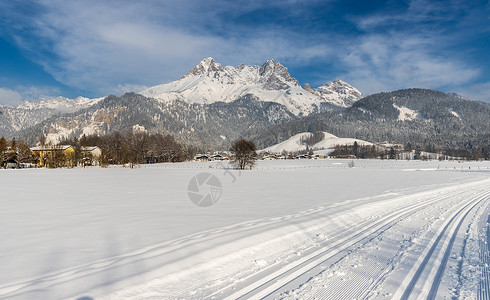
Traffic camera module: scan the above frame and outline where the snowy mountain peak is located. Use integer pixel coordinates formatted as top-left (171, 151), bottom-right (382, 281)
top-left (312, 79), bottom-right (363, 107)
top-left (302, 83), bottom-right (313, 92)
top-left (258, 59), bottom-right (277, 75)
top-left (141, 58), bottom-right (363, 115)
top-left (259, 59), bottom-right (299, 90)
top-left (184, 57), bottom-right (224, 78)
top-left (318, 79), bottom-right (355, 90)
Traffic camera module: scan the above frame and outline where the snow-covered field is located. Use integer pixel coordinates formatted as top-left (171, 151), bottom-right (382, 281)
top-left (0, 159), bottom-right (489, 299)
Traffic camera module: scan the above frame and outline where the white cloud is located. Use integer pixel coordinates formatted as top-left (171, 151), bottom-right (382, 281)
top-left (18, 86), bottom-right (62, 101)
top-left (354, 0), bottom-right (471, 32)
top-left (339, 34), bottom-right (479, 95)
top-left (113, 84), bottom-right (149, 95)
top-left (455, 81), bottom-right (490, 102)
top-left (342, 0), bottom-right (487, 96)
top-left (0, 88), bottom-right (22, 106)
top-left (0, 86), bottom-right (62, 106)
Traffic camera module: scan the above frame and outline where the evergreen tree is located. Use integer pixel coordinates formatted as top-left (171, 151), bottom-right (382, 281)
top-left (353, 141), bottom-right (359, 158)
top-left (414, 146), bottom-right (422, 160)
top-left (389, 147), bottom-right (396, 159)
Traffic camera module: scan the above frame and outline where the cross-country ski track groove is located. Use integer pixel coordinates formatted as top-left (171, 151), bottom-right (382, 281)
top-left (395, 191), bottom-right (489, 300)
top-left (224, 181), bottom-right (490, 300)
top-left (478, 213), bottom-right (490, 300)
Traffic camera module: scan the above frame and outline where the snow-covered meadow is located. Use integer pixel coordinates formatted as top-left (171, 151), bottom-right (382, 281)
top-left (0, 159), bottom-right (489, 299)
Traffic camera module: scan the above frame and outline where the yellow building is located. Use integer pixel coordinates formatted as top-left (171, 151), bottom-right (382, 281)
top-left (30, 145), bottom-right (76, 168)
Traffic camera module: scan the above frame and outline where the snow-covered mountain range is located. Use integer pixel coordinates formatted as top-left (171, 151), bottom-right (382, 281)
top-left (141, 57), bottom-right (362, 116)
top-left (17, 96), bottom-right (103, 112)
top-left (0, 96), bottom-right (103, 137)
top-left (1, 57), bottom-right (361, 141)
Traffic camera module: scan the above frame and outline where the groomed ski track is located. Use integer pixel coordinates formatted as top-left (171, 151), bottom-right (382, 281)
top-left (99, 177), bottom-right (490, 299)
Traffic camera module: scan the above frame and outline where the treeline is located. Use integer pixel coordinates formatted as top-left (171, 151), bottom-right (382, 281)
top-left (329, 142), bottom-right (489, 160)
top-left (61, 131), bottom-right (195, 167)
top-left (299, 131), bottom-right (325, 146)
top-left (329, 143), bottom-right (388, 159)
top-left (2, 131), bottom-right (195, 169)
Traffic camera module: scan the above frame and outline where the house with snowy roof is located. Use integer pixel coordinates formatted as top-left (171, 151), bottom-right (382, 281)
top-left (30, 145), bottom-right (75, 168)
top-left (80, 146), bottom-right (102, 166)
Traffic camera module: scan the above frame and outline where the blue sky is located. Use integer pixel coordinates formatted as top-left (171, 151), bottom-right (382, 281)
top-left (0, 0), bottom-right (489, 106)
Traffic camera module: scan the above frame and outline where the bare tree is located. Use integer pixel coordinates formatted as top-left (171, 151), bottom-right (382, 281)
top-left (0, 136), bottom-right (7, 168)
top-left (39, 134), bottom-right (47, 146)
top-left (16, 141), bottom-right (33, 164)
top-left (231, 139), bottom-right (257, 170)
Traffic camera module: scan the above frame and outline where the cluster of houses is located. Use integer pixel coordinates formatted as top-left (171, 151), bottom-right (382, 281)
top-left (376, 142), bottom-right (405, 151)
top-left (192, 152), bottom-right (329, 162)
top-left (1, 145), bottom-right (102, 169)
top-left (193, 153), bottom-right (230, 162)
top-left (262, 153), bottom-right (329, 160)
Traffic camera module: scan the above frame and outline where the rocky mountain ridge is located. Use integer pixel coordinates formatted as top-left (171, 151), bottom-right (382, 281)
top-left (140, 57), bottom-right (362, 115)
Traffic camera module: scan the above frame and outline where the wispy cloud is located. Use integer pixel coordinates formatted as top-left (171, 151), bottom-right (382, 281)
top-left (338, 0), bottom-right (486, 96)
top-left (0, 88), bottom-right (22, 106)
top-left (18, 86), bottom-right (62, 101)
top-left (113, 83), bottom-right (149, 95)
top-left (456, 81), bottom-right (490, 103)
top-left (0, 86), bottom-right (62, 106)
top-left (340, 34), bottom-right (480, 94)
top-left (354, 0), bottom-right (475, 32)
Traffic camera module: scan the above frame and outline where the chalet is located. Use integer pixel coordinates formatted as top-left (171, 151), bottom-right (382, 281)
top-left (210, 154), bottom-right (229, 161)
top-left (81, 146), bottom-right (102, 157)
top-left (3, 158), bottom-right (19, 169)
top-left (1, 148), bottom-right (18, 168)
top-left (194, 154), bottom-right (210, 162)
top-left (80, 146), bottom-right (102, 166)
top-left (30, 145), bottom-right (76, 168)
top-left (263, 155), bottom-right (276, 160)
top-left (378, 142), bottom-right (404, 151)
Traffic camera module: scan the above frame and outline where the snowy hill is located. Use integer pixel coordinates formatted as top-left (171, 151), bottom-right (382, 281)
top-left (141, 58), bottom-right (362, 116)
top-left (261, 131), bottom-right (372, 153)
